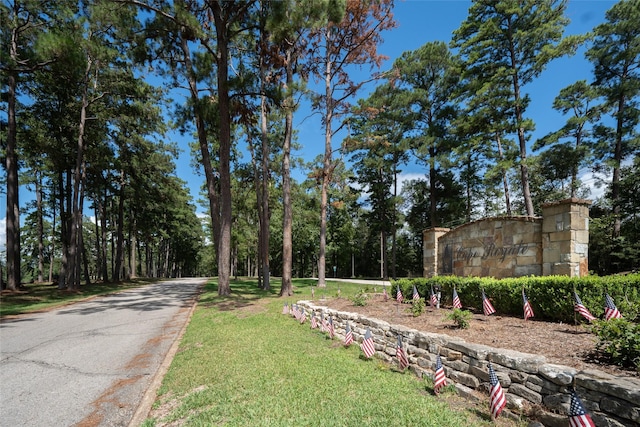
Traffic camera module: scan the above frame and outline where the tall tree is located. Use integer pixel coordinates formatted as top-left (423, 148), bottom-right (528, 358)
top-left (391, 41), bottom-right (460, 227)
top-left (535, 80), bottom-right (602, 198)
top-left (586, 0), bottom-right (640, 238)
top-left (308, 0), bottom-right (395, 287)
top-left (268, 0), bottom-right (344, 296)
top-left (1, 0), bottom-right (68, 290)
top-left (346, 82), bottom-right (410, 279)
top-left (452, 0), bottom-right (584, 216)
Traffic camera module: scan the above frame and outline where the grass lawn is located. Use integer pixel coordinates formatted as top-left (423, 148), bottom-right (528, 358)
top-left (0, 279), bottom-right (157, 317)
top-left (143, 278), bottom-right (526, 427)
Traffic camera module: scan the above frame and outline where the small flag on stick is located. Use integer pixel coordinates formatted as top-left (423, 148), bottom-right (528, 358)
top-left (568, 389), bottom-right (595, 427)
top-left (452, 287), bottom-right (462, 309)
top-left (430, 285), bottom-right (438, 308)
top-left (328, 316), bottom-right (335, 339)
top-left (311, 315), bottom-right (318, 329)
top-left (344, 322), bottom-right (353, 346)
top-left (604, 293), bottom-right (622, 320)
top-left (482, 289), bottom-right (496, 316)
top-left (396, 286), bottom-right (404, 303)
top-left (360, 328), bottom-right (375, 358)
top-left (413, 285), bottom-right (420, 301)
top-left (396, 335), bottom-right (409, 370)
top-left (522, 289), bottom-right (534, 320)
top-left (299, 308), bottom-right (306, 324)
top-left (488, 363), bottom-right (506, 420)
top-left (282, 303), bottom-right (289, 315)
top-left (433, 355), bottom-right (446, 394)
top-left (573, 291), bottom-right (596, 322)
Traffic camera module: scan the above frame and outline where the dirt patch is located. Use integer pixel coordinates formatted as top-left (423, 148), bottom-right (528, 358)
top-left (318, 293), bottom-right (637, 378)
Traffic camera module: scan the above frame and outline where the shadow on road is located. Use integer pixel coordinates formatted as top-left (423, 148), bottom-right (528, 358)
top-left (55, 281), bottom-right (200, 316)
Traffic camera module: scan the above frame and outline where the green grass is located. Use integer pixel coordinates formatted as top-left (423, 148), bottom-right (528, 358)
top-left (143, 278), bottom-right (526, 427)
top-left (0, 279), bottom-right (157, 317)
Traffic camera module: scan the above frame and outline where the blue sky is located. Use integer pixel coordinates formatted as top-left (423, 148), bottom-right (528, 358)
top-left (1, 0), bottom-right (617, 250)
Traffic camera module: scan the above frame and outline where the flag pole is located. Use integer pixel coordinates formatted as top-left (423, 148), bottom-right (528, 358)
top-left (573, 286), bottom-right (578, 332)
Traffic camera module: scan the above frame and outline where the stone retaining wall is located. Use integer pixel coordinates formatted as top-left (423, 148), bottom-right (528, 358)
top-left (299, 301), bottom-right (640, 427)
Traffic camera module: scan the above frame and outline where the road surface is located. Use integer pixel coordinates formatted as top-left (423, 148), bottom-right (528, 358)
top-left (0, 277), bottom-right (205, 427)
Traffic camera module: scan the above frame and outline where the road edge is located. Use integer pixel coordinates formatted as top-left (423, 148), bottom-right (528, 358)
top-left (127, 279), bottom-right (206, 427)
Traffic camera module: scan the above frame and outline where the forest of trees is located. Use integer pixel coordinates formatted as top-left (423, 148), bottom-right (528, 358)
top-left (2, 0), bottom-right (639, 296)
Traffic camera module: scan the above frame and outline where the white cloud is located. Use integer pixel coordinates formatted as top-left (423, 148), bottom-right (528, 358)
top-left (579, 170), bottom-right (608, 201)
top-left (0, 217), bottom-right (5, 254)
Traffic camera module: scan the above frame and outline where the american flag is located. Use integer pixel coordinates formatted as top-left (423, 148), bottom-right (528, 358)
top-left (299, 308), bottom-right (306, 324)
top-left (319, 314), bottom-right (326, 332)
top-left (311, 315), bottom-right (318, 329)
top-left (433, 355), bottom-right (446, 394)
top-left (452, 287), bottom-right (462, 309)
top-left (430, 285), bottom-right (438, 308)
top-left (482, 289), bottom-right (496, 316)
top-left (396, 286), bottom-right (404, 303)
top-left (290, 303), bottom-right (295, 317)
top-left (360, 328), bottom-right (375, 358)
top-left (523, 289), bottom-right (534, 320)
top-left (282, 303), bottom-right (289, 315)
top-left (573, 292), bottom-right (596, 322)
top-left (328, 316), bottom-right (335, 339)
top-left (568, 389), bottom-right (595, 427)
top-left (344, 322), bottom-right (353, 346)
top-left (396, 335), bottom-right (409, 370)
top-left (383, 286), bottom-right (388, 301)
top-left (488, 363), bottom-right (506, 419)
top-left (604, 293), bottom-right (623, 320)
top-left (413, 285), bottom-right (420, 300)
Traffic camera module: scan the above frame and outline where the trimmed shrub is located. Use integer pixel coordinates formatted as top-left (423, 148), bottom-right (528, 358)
top-left (391, 274), bottom-right (640, 323)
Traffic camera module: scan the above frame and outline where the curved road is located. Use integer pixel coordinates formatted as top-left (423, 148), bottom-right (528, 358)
top-left (0, 277), bottom-right (205, 427)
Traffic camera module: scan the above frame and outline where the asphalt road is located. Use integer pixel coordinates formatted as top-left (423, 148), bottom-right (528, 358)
top-left (0, 277), bottom-right (205, 427)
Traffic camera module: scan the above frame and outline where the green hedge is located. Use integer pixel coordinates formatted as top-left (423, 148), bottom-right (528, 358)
top-left (392, 274), bottom-right (640, 323)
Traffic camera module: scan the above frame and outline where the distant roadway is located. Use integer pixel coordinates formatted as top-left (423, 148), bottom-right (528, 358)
top-left (0, 277), bottom-right (205, 427)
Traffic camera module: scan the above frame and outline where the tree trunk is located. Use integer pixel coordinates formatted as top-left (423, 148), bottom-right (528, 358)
top-left (179, 34), bottom-right (221, 269)
top-left (58, 171), bottom-right (71, 289)
top-left (496, 132), bottom-right (512, 215)
top-left (318, 30), bottom-right (333, 288)
top-left (280, 46), bottom-right (294, 297)
top-left (5, 58), bottom-right (20, 291)
top-left (510, 57), bottom-right (534, 216)
top-left (429, 144), bottom-right (437, 227)
top-left (391, 160), bottom-right (397, 280)
top-left (259, 52), bottom-right (270, 291)
top-left (49, 198), bottom-right (56, 283)
top-left (114, 173), bottom-right (125, 282)
top-left (611, 94), bottom-right (625, 238)
top-left (100, 192), bottom-right (109, 281)
top-left (129, 217), bottom-right (137, 279)
top-left (212, 6), bottom-right (232, 296)
top-left (36, 171), bottom-right (45, 283)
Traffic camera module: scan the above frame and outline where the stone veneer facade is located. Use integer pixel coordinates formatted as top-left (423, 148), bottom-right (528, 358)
top-left (299, 300), bottom-right (640, 427)
top-left (423, 198), bottom-right (591, 279)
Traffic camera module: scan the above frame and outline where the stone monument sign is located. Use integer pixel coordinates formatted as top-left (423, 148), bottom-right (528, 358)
top-left (423, 198), bottom-right (591, 279)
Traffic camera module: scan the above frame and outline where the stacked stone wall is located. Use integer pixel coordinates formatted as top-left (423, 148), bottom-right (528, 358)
top-left (299, 301), bottom-right (640, 427)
